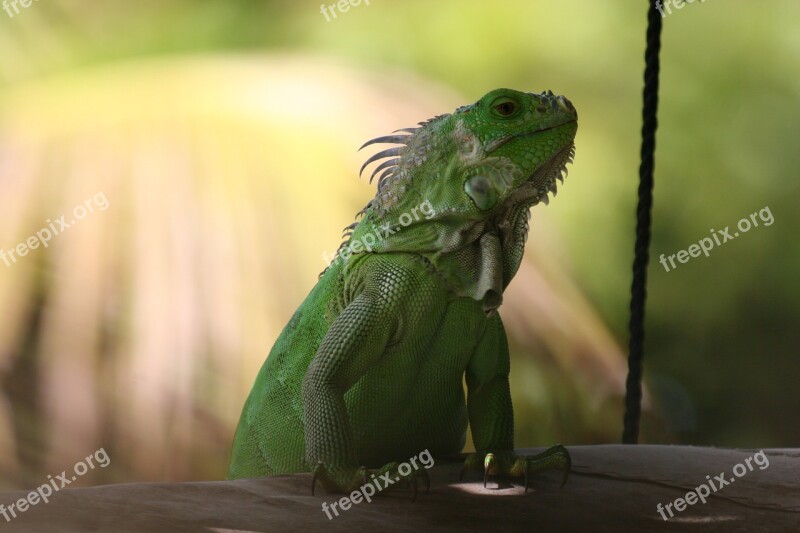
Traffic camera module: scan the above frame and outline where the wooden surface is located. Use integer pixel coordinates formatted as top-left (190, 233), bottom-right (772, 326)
top-left (0, 445), bottom-right (797, 532)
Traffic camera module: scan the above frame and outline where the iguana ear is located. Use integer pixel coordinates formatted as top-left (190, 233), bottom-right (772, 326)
top-left (464, 175), bottom-right (498, 211)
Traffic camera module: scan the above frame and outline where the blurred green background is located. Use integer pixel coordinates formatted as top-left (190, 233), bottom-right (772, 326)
top-left (0, 0), bottom-right (797, 488)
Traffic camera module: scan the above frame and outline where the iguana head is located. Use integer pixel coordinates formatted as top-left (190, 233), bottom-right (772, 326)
top-left (335, 88), bottom-right (578, 312)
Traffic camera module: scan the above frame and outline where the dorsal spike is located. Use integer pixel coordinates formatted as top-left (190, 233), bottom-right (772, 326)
top-left (417, 114), bottom-right (447, 127)
top-left (369, 158), bottom-right (399, 183)
top-left (377, 169), bottom-right (397, 192)
top-left (355, 200), bottom-right (374, 219)
top-left (359, 135), bottom-right (411, 151)
top-left (359, 147), bottom-right (404, 177)
top-left (341, 221), bottom-right (359, 235)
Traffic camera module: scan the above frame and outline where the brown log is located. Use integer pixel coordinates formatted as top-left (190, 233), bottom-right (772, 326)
top-left (0, 446), bottom-right (797, 532)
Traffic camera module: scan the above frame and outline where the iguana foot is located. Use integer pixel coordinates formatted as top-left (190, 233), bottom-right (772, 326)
top-left (311, 461), bottom-right (430, 502)
top-left (311, 462), bottom-right (369, 495)
top-left (459, 445), bottom-right (571, 493)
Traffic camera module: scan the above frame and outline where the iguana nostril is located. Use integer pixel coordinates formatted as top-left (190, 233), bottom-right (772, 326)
top-left (557, 95), bottom-right (574, 113)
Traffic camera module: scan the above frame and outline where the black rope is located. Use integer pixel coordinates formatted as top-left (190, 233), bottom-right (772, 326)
top-left (623, 0), bottom-right (663, 444)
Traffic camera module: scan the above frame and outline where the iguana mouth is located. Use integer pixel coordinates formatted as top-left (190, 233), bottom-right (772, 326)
top-left (484, 118), bottom-right (577, 154)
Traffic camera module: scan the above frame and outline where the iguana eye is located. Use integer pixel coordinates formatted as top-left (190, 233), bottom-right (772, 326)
top-left (490, 98), bottom-right (519, 118)
top-left (464, 175), bottom-right (498, 210)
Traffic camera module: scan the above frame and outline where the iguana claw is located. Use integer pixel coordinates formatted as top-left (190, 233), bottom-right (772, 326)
top-left (408, 467), bottom-right (431, 502)
top-left (461, 445), bottom-right (571, 493)
top-left (393, 463), bottom-right (429, 502)
top-left (420, 467), bottom-right (431, 493)
top-left (311, 461), bottom-right (322, 495)
top-left (483, 453), bottom-right (494, 488)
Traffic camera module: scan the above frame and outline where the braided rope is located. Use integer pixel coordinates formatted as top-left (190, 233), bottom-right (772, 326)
top-left (623, 0), bottom-right (663, 444)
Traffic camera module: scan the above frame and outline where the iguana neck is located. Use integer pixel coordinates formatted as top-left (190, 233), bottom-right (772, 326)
top-left (336, 184), bottom-right (534, 315)
top-left (417, 201), bottom-right (531, 314)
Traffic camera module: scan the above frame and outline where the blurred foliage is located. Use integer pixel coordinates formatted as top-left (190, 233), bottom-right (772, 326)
top-left (0, 0), bottom-right (798, 486)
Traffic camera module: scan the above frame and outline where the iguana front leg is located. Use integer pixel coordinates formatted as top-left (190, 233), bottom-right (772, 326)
top-left (303, 289), bottom-right (392, 494)
top-left (303, 264), bottom-right (428, 497)
top-left (461, 313), bottom-right (571, 491)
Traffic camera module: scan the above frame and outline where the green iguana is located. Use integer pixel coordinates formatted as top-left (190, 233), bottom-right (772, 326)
top-left (228, 88), bottom-right (578, 497)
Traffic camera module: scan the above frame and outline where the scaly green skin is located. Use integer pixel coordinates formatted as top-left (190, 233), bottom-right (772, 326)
top-left (228, 88), bottom-right (578, 494)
